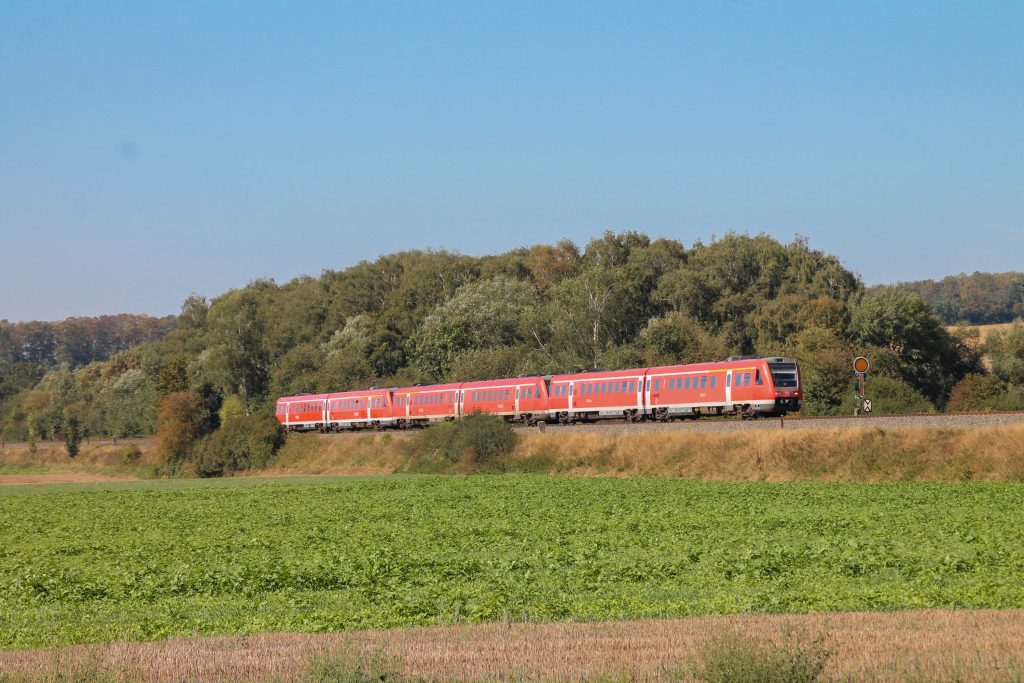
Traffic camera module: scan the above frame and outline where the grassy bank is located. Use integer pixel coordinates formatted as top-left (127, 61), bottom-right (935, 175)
top-left (266, 424), bottom-right (1024, 483)
top-left (0, 439), bottom-right (152, 480)
top-left (4, 424), bottom-right (1024, 484)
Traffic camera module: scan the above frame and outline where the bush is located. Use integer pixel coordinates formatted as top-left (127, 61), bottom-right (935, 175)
top-left (194, 414), bottom-right (285, 477)
top-left (838, 375), bottom-right (935, 415)
top-left (411, 412), bottom-right (517, 470)
top-left (981, 384), bottom-right (1024, 411)
top-left (687, 631), bottom-right (831, 683)
top-left (947, 374), bottom-right (1007, 412)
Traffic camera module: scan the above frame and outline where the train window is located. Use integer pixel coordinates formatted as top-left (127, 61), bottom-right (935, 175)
top-left (645, 379), bottom-right (650, 391)
top-left (711, 376), bottom-right (717, 389)
top-left (629, 380), bottom-right (636, 393)
top-left (668, 378), bottom-right (674, 389)
top-left (755, 370), bottom-right (763, 385)
top-left (745, 373), bottom-right (751, 386)
top-left (700, 376), bottom-right (707, 389)
top-left (654, 379), bottom-right (661, 391)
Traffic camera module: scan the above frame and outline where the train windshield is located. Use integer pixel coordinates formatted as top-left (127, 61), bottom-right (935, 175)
top-left (768, 361), bottom-right (799, 388)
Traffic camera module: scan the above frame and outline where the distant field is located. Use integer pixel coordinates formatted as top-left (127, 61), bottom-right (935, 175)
top-left (947, 321), bottom-right (1017, 342)
top-left (2, 475), bottom-right (1024, 649)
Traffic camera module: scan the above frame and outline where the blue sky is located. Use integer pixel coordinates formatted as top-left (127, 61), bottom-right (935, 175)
top-left (1, 1), bottom-right (1022, 322)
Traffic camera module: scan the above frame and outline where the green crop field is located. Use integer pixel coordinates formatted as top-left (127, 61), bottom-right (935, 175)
top-left (2, 475), bottom-right (1024, 649)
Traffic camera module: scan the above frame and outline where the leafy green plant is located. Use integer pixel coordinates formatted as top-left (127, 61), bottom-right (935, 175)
top-left (2, 477), bottom-right (1024, 649)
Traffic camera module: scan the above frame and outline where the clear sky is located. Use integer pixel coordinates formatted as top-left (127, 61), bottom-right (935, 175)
top-left (2, 1), bottom-right (1022, 322)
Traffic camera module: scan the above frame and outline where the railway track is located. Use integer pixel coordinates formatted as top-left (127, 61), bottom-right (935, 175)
top-left (312, 411), bottom-right (1024, 438)
top-left (516, 411), bottom-right (1024, 435)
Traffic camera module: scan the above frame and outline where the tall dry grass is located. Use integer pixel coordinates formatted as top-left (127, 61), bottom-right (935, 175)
top-left (510, 424), bottom-right (1024, 482)
top-left (263, 425), bottom-right (1024, 483)
top-left (2, 609), bottom-right (1022, 682)
top-left (0, 439), bottom-right (153, 478)
top-left (6, 424), bottom-right (1024, 484)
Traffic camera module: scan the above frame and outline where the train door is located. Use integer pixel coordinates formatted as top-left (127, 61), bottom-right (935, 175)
top-left (644, 374), bottom-right (652, 417)
top-left (725, 370), bottom-right (733, 409)
top-left (636, 376), bottom-right (644, 414)
top-left (568, 381), bottom-right (574, 415)
top-left (514, 386), bottom-right (521, 418)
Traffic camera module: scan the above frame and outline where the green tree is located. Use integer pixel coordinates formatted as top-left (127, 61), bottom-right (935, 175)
top-left (985, 322), bottom-right (1024, 385)
top-left (638, 312), bottom-right (730, 366)
top-left (847, 289), bottom-right (974, 404)
top-left (219, 394), bottom-right (247, 422)
top-left (61, 404), bottom-right (84, 458)
top-left (792, 326), bottom-right (854, 416)
top-left (413, 277), bottom-right (538, 379)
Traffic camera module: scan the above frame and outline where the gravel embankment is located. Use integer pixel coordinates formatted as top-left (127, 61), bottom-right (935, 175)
top-left (514, 412), bottom-right (1024, 435)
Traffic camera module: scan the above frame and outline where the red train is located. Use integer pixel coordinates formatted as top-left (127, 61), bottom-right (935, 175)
top-left (275, 356), bottom-right (802, 431)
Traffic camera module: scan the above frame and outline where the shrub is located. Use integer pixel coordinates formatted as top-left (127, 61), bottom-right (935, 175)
top-left (411, 412), bottom-right (517, 470)
top-left (687, 631), bottom-right (831, 683)
top-left (303, 646), bottom-right (402, 683)
top-left (838, 375), bottom-right (935, 415)
top-left (194, 414), bottom-right (285, 477)
top-left (947, 374), bottom-right (1007, 412)
top-left (981, 384), bottom-right (1024, 411)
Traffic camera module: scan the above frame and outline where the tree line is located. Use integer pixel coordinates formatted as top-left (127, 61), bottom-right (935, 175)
top-left (875, 272), bottom-right (1024, 325)
top-left (2, 232), bottom-right (1022, 466)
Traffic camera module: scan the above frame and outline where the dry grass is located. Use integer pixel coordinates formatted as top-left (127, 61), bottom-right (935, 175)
top-left (511, 424), bottom-right (1024, 482)
top-left (948, 322), bottom-right (1017, 344)
top-left (1, 609), bottom-right (1022, 682)
top-left (266, 431), bottom-right (409, 475)
top-left (5, 424), bottom-right (1024, 484)
top-left (0, 440), bottom-right (153, 480)
top-left (263, 424), bottom-right (1024, 483)
top-left (948, 322), bottom-right (1018, 369)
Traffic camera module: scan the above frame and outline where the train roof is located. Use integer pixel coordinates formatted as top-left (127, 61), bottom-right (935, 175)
top-left (551, 367), bottom-right (648, 382)
top-left (461, 375), bottom-right (545, 389)
top-left (277, 393), bottom-right (331, 402)
top-left (392, 382), bottom-right (463, 393)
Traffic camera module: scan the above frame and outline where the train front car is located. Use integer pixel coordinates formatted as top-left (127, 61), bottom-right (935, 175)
top-left (764, 356), bottom-right (803, 414)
